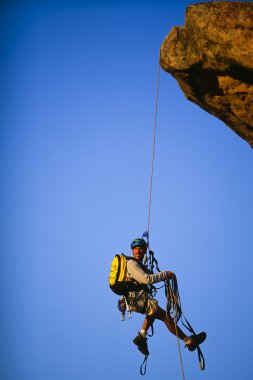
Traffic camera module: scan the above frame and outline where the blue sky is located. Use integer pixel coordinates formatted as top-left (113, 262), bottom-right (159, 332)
top-left (1, 1), bottom-right (253, 379)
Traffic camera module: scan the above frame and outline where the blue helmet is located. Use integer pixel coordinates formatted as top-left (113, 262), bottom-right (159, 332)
top-left (130, 238), bottom-right (147, 249)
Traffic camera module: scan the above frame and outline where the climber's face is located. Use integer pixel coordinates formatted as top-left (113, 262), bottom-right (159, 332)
top-left (132, 246), bottom-right (147, 262)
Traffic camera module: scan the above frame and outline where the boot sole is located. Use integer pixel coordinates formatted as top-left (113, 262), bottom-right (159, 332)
top-left (186, 332), bottom-right (206, 352)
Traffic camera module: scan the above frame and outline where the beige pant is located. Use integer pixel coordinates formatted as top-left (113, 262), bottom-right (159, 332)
top-left (127, 290), bottom-right (158, 316)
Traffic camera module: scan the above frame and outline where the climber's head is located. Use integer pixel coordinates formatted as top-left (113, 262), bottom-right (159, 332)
top-left (130, 238), bottom-right (147, 262)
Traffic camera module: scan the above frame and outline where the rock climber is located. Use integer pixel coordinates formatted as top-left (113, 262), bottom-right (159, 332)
top-left (125, 237), bottom-right (206, 356)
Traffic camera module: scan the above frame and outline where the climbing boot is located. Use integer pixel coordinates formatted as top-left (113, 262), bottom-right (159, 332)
top-left (184, 332), bottom-right (206, 352)
top-left (133, 333), bottom-right (149, 356)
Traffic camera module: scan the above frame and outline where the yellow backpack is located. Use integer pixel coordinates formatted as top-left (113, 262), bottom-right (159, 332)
top-left (108, 254), bottom-right (128, 295)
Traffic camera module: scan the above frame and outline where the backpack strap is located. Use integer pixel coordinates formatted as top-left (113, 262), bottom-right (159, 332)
top-left (124, 257), bottom-right (149, 293)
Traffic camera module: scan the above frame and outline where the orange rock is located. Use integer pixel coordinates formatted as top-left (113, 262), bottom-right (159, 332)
top-left (160, 2), bottom-right (253, 147)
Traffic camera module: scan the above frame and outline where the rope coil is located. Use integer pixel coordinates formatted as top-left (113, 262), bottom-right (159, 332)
top-left (165, 277), bottom-right (206, 373)
top-left (166, 278), bottom-right (186, 380)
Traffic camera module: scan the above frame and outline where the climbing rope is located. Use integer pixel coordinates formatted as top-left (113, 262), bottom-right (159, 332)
top-left (147, 56), bottom-right (161, 243)
top-left (145, 52), bottom-right (187, 380)
top-left (144, 55), bottom-right (188, 379)
top-left (141, 52), bottom-right (206, 377)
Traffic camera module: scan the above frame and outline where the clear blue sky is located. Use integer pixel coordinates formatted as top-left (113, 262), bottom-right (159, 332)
top-left (1, 1), bottom-right (252, 379)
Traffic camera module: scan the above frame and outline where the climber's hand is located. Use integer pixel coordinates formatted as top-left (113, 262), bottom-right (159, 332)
top-left (166, 271), bottom-right (175, 280)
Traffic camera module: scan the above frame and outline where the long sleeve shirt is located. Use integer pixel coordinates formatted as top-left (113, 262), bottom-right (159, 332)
top-left (126, 259), bottom-right (169, 285)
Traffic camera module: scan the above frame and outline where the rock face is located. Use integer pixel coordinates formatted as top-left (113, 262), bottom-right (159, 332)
top-left (160, 2), bottom-right (253, 147)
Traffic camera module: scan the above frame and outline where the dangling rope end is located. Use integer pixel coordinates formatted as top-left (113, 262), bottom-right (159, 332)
top-left (197, 346), bottom-right (205, 371)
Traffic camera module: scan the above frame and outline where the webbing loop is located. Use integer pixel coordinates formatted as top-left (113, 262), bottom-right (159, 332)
top-left (180, 312), bottom-right (206, 371)
top-left (140, 355), bottom-right (148, 375)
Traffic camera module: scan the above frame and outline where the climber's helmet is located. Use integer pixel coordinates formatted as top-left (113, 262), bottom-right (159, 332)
top-left (130, 238), bottom-right (147, 250)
